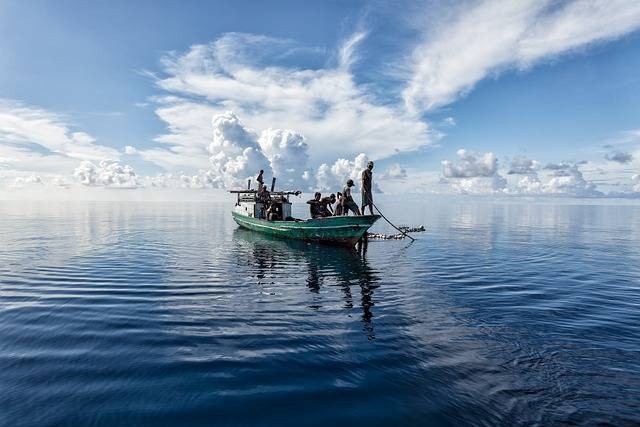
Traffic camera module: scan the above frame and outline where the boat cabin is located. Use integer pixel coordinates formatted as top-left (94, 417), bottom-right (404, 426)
top-left (231, 189), bottom-right (299, 221)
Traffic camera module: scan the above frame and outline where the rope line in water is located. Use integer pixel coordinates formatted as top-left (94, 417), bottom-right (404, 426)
top-left (364, 194), bottom-right (415, 242)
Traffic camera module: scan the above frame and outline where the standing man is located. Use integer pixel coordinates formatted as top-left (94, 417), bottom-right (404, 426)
top-left (256, 169), bottom-right (264, 187)
top-left (342, 179), bottom-right (361, 216)
top-left (256, 184), bottom-right (271, 219)
top-left (361, 161), bottom-right (374, 215)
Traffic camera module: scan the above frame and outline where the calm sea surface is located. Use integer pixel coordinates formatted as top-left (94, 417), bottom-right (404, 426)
top-left (1, 198), bottom-right (639, 426)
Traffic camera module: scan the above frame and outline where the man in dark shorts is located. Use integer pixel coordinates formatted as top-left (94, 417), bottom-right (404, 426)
top-left (342, 179), bottom-right (361, 216)
top-left (361, 161), bottom-right (374, 215)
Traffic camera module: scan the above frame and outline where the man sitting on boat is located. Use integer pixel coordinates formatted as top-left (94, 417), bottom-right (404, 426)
top-left (266, 196), bottom-right (283, 221)
top-left (341, 179), bottom-right (361, 216)
top-left (307, 192), bottom-right (332, 218)
top-left (334, 192), bottom-right (343, 215)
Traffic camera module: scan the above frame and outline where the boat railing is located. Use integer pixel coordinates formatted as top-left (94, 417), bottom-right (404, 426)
top-left (229, 190), bottom-right (302, 196)
top-left (230, 189), bottom-right (301, 206)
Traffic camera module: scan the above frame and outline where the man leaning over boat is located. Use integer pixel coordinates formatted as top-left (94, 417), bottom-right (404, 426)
top-left (307, 192), bottom-right (335, 218)
top-left (341, 179), bottom-right (362, 216)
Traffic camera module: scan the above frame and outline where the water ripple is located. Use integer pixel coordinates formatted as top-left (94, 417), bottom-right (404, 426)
top-left (1, 200), bottom-right (639, 426)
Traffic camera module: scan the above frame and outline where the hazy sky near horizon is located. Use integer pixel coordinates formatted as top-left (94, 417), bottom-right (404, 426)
top-left (2, 0), bottom-right (640, 197)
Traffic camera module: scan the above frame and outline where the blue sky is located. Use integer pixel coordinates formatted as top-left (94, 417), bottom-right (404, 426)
top-left (1, 0), bottom-right (640, 197)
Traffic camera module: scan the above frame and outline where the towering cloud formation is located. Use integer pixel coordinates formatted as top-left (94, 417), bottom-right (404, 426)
top-left (195, 111), bottom-right (373, 192)
top-left (207, 112), bottom-right (271, 189)
top-left (258, 128), bottom-right (310, 188)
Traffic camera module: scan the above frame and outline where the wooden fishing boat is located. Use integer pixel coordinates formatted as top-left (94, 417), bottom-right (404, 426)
top-left (230, 188), bottom-right (380, 247)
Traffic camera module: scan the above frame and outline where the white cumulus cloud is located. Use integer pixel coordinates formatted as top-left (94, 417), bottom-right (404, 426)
top-left (207, 111), bottom-right (271, 189)
top-left (440, 148), bottom-right (507, 194)
top-left (450, 174), bottom-right (507, 195)
top-left (73, 160), bottom-right (139, 188)
top-left (633, 174), bottom-right (640, 192)
top-left (542, 162), bottom-right (601, 196)
top-left (508, 156), bottom-right (540, 175)
top-left (442, 149), bottom-right (498, 178)
top-left (315, 153), bottom-right (374, 192)
top-left (258, 128), bottom-right (310, 189)
top-left (381, 163), bottom-right (407, 180)
top-left (124, 145), bottom-right (138, 155)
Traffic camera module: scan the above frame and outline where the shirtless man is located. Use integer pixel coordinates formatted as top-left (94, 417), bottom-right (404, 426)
top-left (320, 194), bottom-right (336, 216)
top-left (341, 179), bottom-right (361, 216)
top-left (334, 192), bottom-right (343, 216)
top-left (306, 192), bottom-right (324, 218)
top-left (361, 161), bottom-right (374, 215)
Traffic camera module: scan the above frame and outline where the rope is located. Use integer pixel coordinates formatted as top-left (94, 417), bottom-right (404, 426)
top-left (365, 194), bottom-right (415, 242)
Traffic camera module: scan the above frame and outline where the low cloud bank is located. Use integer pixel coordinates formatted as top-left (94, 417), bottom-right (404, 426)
top-left (440, 149), bottom-right (507, 194)
top-left (605, 150), bottom-right (633, 164)
top-left (73, 160), bottom-right (139, 189)
top-left (633, 174), bottom-right (640, 193)
top-left (439, 151), bottom-right (613, 197)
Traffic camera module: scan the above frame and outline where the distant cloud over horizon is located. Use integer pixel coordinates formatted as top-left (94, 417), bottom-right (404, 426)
top-left (605, 151), bottom-right (633, 164)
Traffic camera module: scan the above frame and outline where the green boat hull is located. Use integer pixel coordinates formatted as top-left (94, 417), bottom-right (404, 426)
top-left (231, 211), bottom-right (380, 246)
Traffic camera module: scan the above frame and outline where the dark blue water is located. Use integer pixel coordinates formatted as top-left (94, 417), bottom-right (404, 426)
top-left (1, 198), bottom-right (639, 426)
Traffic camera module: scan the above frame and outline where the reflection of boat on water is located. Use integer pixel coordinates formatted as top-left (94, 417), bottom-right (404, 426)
top-left (230, 188), bottom-right (380, 247)
top-left (233, 228), bottom-right (379, 338)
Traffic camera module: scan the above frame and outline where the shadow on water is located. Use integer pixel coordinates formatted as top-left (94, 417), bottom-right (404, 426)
top-left (232, 228), bottom-right (380, 339)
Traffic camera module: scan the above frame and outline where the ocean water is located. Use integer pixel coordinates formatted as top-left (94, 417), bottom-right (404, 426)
top-left (1, 198), bottom-right (639, 426)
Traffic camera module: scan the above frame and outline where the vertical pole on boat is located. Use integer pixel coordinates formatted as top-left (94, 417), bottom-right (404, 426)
top-left (247, 179), bottom-right (251, 190)
top-left (271, 177), bottom-right (276, 192)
